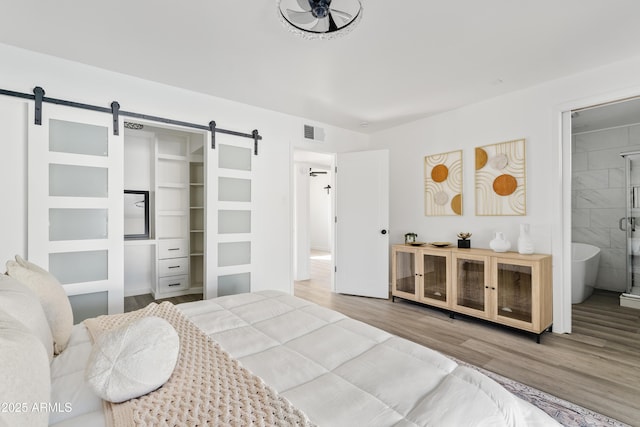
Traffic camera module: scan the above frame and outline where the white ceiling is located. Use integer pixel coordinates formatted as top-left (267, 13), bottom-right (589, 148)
top-left (3, 1), bottom-right (640, 133)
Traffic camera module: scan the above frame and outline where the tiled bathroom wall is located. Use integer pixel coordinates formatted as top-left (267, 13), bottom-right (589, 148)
top-left (572, 124), bottom-right (640, 291)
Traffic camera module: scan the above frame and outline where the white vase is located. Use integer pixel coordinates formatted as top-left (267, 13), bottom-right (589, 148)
top-left (489, 232), bottom-right (511, 252)
top-left (518, 224), bottom-right (535, 254)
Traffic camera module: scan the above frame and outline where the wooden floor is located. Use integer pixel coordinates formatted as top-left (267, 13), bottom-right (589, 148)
top-left (128, 252), bottom-right (640, 426)
top-left (124, 292), bottom-right (202, 313)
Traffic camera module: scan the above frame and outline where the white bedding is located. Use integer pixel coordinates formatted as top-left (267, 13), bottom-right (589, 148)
top-left (50, 290), bottom-right (559, 426)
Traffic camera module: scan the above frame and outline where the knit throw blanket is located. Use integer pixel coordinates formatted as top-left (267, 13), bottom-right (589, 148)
top-left (84, 302), bottom-right (315, 427)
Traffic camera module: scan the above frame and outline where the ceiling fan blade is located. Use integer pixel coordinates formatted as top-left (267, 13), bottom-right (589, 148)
top-left (296, 0), bottom-right (312, 11)
top-left (286, 9), bottom-right (317, 25)
top-left (329, 8), bottom-right (353, 23)
top-left (327, 13), bottom-right (339, 32)
top-left (311, 17), bottom-right (330, 32)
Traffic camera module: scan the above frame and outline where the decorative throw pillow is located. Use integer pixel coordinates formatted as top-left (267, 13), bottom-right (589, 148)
top-left (6, 255), bottom-right (74, 354)
top-left (0, 274), bottom-right (54, 361)
top-left (0, 309), bottom-right (51, 427)
top-left (85, 316), bottom-right (180, 403)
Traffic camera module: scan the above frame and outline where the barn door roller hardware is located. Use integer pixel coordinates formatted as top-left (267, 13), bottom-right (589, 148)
top-left (0, 86), bottom-right (263, 155)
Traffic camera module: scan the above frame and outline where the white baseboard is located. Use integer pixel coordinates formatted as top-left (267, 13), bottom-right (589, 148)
top-left (620, 293), bottom-right (640, 309)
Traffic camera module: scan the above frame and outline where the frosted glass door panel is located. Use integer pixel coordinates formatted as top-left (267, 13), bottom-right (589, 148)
top-left (49, 119), bottom-right (108, 156)
top-left (69, 291), bottom-right (108, 324)
top-left (219, 177), bottom-right (251, 202)
top-left (218, 242), bottom-right (251, 266)
top-left (218, 272), bottom-right (251, 296)
top-left (49, 208), bottom-right (108, 241)
top-left (219, 144), bottom-right (252, 171)
top-left (49, 164), bottom-right (108, 197)
top-left (49, 250), bottom-right (108, 284)
top-left (219, 210), bottom-right (251, 234)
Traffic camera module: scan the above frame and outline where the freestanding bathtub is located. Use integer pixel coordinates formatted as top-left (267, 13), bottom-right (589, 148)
top-left (572, 242), bottom-right (601, 304)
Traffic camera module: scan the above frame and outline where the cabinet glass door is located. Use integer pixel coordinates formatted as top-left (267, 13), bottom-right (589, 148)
top-left (496, 262), bottom-right (533, 323)
top-left (395, 251), bottom-right (416, 295)
top-left (422, 252), bottom-right (447, 303)
top-left (455, 257), bottom-right (487, 313)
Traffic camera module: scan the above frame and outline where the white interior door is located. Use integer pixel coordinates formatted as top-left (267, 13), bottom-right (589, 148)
top-left (28, 104), bottom-right (124, 321)
top-left (336, 149), bottom-right (389, 298)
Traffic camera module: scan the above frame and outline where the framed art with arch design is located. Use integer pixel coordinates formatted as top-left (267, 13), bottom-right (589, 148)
top-left (475, 138), bottom-right (526, 216)
top-left (424, 150), bottom-right (462, 216)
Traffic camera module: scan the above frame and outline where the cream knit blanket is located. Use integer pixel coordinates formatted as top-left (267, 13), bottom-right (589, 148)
top-left (84, 302), bottom-right (315, 427)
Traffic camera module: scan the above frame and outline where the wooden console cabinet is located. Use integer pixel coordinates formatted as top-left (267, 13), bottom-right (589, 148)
top-left (391, 244), bottom-right (553, 342)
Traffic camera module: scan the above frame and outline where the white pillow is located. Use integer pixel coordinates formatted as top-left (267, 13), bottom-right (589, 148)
top-left (0, 274), bottom-right (54, 361)
top-left (0, 309), bottom-right (51, 427)
top-left (85, 316), bottom-right (180, 403)
top-left (6, 255), bottom-right (74, 354)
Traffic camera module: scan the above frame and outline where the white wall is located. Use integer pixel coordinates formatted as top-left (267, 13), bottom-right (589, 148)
top-left (370, 54), bottom-right (640, 333)
top-left (0, 43), bottom-right (369, 295)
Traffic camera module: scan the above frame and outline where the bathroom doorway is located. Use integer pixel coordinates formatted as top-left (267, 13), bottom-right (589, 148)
top-left (570, 96), bottom-right (640, 315)
top-left (293, 150), bottom-right (335, 291)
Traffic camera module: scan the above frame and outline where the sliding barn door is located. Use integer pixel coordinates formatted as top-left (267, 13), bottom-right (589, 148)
top-left (28, 105), bottom-right (124, 321)
top-left (205, 133), bottom-right (254, 298)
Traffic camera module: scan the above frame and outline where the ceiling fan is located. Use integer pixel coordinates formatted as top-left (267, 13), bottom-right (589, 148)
top-left (277, 0), bottom-right (363, 39)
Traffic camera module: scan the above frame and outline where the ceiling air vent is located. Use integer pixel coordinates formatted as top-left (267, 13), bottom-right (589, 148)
top-left (304, 124), bottom-right (325, 142)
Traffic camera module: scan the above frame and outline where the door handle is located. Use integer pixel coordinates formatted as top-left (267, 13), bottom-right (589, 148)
top-left (620, 217), bottom-right (637, 232)
top-left (381, 229), bottom-right (388, 235)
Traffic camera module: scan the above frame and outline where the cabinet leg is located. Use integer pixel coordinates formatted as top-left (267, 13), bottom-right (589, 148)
top-left (449, 312), bottom-right (455, 319)
top-left (536, 334), bottom-right (541, 344)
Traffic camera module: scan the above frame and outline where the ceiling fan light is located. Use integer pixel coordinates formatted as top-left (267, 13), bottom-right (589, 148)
top-left (276, 0), bottom-right (363, 40)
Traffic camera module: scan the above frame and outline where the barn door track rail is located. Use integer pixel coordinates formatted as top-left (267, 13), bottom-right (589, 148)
top-left (0, 86), bottom-right (263, 155)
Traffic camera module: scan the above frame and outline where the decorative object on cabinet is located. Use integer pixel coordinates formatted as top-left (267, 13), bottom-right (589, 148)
top-left (404, 232), bottom-right (418, 244)
top-left (489, 232), bottom-right (511, 252)
top-left (424, 150), bottom-right (462, 216)
top-left (475, 139), bottom-right (526, 216)
top-left (391, 245), bottom-right (553, 342)
top-left (457, 232), bottom-right (472, 248)
top-left (124, 190), bottom-right (149, 240)
top-left (517, 224), bottom-right (535, 254)
top-left (430, 242), bottom-right (452, 248)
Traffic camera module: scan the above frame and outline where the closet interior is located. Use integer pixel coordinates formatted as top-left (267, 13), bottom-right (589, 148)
top-left (123, 123), bottom-right (206, 299)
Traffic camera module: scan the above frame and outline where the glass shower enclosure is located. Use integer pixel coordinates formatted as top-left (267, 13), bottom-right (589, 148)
top-left (620, 151), bottom-right (640, 308)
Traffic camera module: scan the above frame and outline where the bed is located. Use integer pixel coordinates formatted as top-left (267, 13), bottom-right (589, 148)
top-left (1, 263), bottom-right (559, 426)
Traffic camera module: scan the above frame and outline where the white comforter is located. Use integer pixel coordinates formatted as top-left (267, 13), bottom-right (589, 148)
top-left (50, 290), bottom-right (558, 426)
